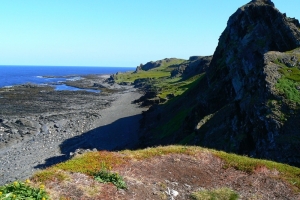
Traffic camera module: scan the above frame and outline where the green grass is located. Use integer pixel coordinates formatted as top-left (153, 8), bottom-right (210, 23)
top-left (112, 57), bottom-right (204, 108)
top-left (212, 150), bottom-right (300, 190)
top-left (30, 145), bottom-right (300, 192)
top-left (92, 161), bottom-right (127, 189)
top-left (121, 145), bottom-right (198, 160)
top-left (32, 169), bottom-right (68, 183)
top-left (275, 60), bottom-right (300, 103)
top-left (278, 67), bottom-right (300, 82)
top-left (32, 151), bottom-right (129, 183)
top-left (129, 145), bottom-right (300, 192)
top-left (147, 74), bottom-right (204, 140)
top-left (114, 70), bottom-right (170, 83)
top-left (156, 74), bottom-right (205, 99)
top-left (154, 108), bottom-right (192, 139)
top-left (190, 187), bottom-right (239, 200)
top-left (0, 180), bottom-right (49, 200)
top-left (93, 169), bottom-right (127, 189)
top-left (114, 58), bottom-right (186, 84)
top-left (276, 78), bottom-right (300, 103)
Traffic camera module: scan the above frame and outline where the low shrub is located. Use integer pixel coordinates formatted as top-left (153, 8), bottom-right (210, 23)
top-left (93, 169), bottom-right (127, 189)
top-left (0, 180), bottom-right (49, 200)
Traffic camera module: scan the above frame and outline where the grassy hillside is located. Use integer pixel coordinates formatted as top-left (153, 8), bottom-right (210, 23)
top-left (113, 58), bottom-right (186, 84)
top-left (3, 55), bottom-right (300, 199)
top-left (113, 58), bottom-right (206, 100)
top-left (2, 145), bottom-right (299, 199)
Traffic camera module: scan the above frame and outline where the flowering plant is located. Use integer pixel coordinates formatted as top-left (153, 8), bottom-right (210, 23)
top-left (0, 180), bottom-right (49, 199)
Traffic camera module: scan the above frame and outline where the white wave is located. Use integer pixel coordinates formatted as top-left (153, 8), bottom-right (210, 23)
top-left (66, 76), bottom-right (82, 81)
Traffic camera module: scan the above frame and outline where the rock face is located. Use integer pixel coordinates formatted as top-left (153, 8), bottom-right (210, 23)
top-left (135, 58), bottom-right (179, 72)
top-left (171, 56), bottom-right (212, 78)
top-left (191, 0), bottom-right (300, 165)
top-left (139, 0), bottom-right (300, 167)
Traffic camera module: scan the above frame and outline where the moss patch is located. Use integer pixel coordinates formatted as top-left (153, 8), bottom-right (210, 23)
top-left (276, 78), bottom-right (300, 103)
top-left (212, 150), bottom-right (300, 190)
top-left (31, 145), bottom-right (300, 192)
top-left (156, 74), bottom-right (205, 99)
top-left (278, 67), bottom-right (300, 82)
top-left (191, 187), bottom-right (239, 200)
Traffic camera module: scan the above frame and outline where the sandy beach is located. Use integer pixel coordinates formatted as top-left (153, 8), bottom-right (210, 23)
top-left (0, 81), bottom-right (147, 185)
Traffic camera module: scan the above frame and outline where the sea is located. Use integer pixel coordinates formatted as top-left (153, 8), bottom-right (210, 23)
top-left (0, 65), bottom-right (135, 91)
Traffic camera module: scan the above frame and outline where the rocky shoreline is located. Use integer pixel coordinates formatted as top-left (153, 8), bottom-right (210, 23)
top-left (0, 75), bottom-right (147, 185)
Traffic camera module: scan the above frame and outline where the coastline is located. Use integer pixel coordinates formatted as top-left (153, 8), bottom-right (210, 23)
top-left (0, 76), bottom-right (147, 185)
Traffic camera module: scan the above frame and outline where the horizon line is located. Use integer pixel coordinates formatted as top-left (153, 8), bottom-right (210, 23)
top-left (0, 64), bottom-right (136, 68)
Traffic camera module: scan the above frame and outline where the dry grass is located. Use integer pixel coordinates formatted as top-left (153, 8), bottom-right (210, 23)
top-left (29, 145), bottom-right (300, 199)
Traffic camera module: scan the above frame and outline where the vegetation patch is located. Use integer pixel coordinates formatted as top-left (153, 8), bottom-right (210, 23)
top-left (32, 169), bottom-right (68, 183)
top-left (0, 180), bottom-right (49, 200)
top-left (121, 145), bottom-right (199, 160)
top-left (93, 169), bottom-right (127, 189)
top-left (113, 59), bottom-right (185, 84)
top-left (190, 187), bottom-right (239, 200)
top-left (114, 70), bottom-right (170, 83)
top-left (29, 145), bottom-right (300, 195)
top-left (154, 108), bottom-right (192, 139)
top-left (156, 74), bottom-right (204, 99)
top-left (32, 151), bottom-right (128, 184)
top-left (278, 67), bottom-right (300, 81)
top-left (112, 58), bottom-right (194, 97)
top-left (276, 78), bottom-right (300, 103)
top-left (213, 150), bottom-right (300, 190)
top-left (54, 151), bottom-right (128, 174)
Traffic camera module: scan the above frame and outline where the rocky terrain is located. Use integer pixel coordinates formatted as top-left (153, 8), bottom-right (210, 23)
top-left (133, 0), bottom-right (300, 167)
top-left (0, 75), bottom-right (147, 185)
top-left (170, 56), bottom-right (212, 79)
top-left (28, 146), bottom-right (300, 199)
top-left (2, 0), bottom-right (300, 199)
top-left (135, 58), bottom-right (180, 72)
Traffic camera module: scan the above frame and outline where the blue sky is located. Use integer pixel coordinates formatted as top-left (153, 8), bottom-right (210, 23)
top-left (0, 0), bottom-right (299, 67)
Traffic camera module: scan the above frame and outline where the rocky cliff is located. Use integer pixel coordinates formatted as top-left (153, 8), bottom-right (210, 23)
top-left (135, 58), bottom-right (180, 72)
top-left (139, 0), bottom-right (300, 166)
top-left (171, 56), bottom-right (212, 78)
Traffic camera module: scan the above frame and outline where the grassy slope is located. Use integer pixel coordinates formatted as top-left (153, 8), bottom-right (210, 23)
top-left (114, 58), bottom-right (204, 101)
top-left (113, 59), bottom-right (186, 84)
top-left (2, 57), bottom-right (300, 198)
top-left (30, 145), bottom-right (300, 198)
top-left (27, 55), bottom-right (300, 196)
top-left (113, 58), bottom-right (206, 145)
top-left (275, 50), bottom-right (300, 103)
top-left (151, 74), bottom-right (205, 141)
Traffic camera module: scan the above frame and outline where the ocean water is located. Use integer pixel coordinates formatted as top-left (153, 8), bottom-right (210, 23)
top-left (0, 66), bottom-right (135, 91)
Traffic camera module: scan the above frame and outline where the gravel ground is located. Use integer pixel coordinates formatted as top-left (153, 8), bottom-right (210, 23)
top-left (0, 83), bottom-right (147, 185)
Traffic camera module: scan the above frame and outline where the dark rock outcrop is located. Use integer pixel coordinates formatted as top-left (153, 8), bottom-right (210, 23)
top-left (171, 56), bottom-right (212, 78)
top-left (139, 0), bottom-right (300, 167)
top-left (135, 58), bottom-right (180, 72)
top-left (191, 0), bottom-right (300, 165)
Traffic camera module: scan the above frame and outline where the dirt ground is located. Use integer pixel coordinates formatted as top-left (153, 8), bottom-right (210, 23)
top-left (43, 151), bottom-right (300, 200)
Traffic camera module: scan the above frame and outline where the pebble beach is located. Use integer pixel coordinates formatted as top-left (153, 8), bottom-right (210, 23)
top-left (0, 76), bottom-right (147, 185)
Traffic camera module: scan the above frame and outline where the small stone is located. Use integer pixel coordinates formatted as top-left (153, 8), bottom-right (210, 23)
top-left (171, 189), bottom-right (179, 197)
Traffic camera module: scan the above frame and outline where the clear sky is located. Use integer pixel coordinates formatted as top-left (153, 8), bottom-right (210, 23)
top-left (0, 0), bottom-right (299, 67)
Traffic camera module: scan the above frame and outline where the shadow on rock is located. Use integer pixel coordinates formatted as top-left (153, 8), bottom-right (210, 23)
top-left (34, 114), bottom-right (143, 169)
top-left (34, 155), bottom-right (68, 169)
